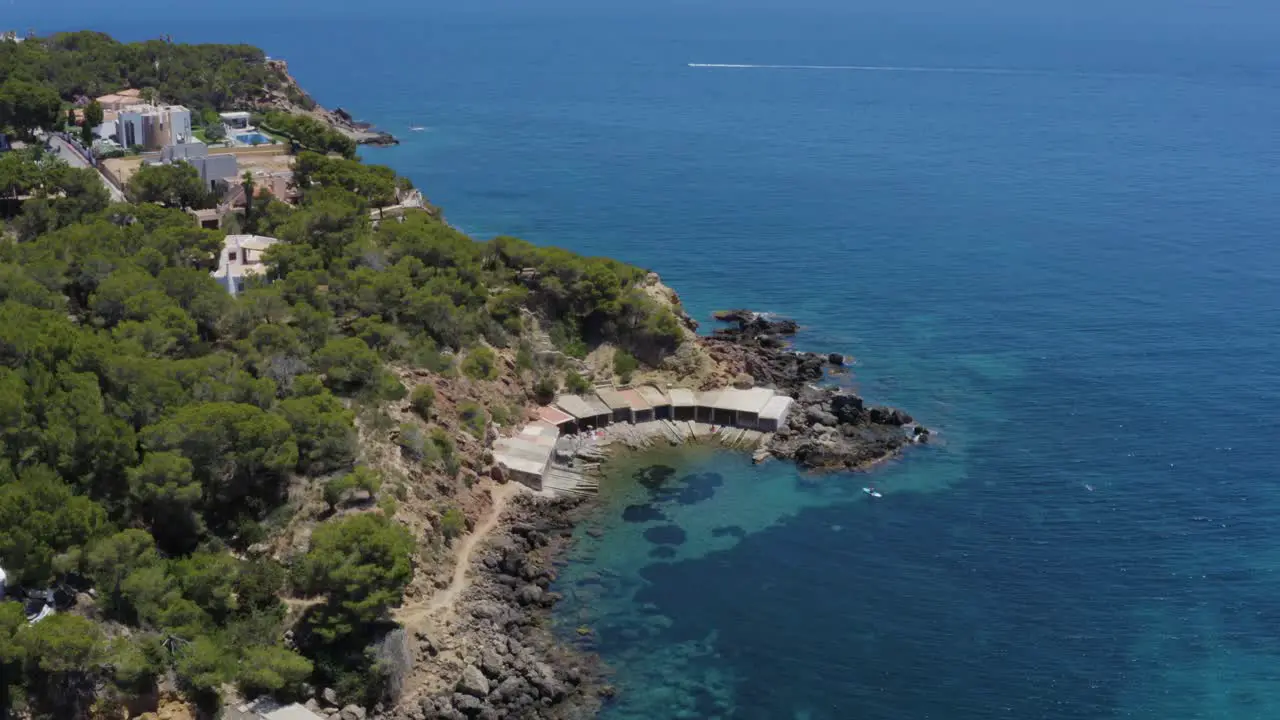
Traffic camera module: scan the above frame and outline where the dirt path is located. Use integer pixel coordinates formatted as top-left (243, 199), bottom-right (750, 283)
top-left (395, 481), bottom-right (522, 630)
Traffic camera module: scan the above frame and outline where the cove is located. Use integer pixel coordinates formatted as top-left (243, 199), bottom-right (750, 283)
top-left (551, 441), bottom-right (959, 719)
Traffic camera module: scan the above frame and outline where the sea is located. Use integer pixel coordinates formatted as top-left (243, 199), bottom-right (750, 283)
top-left (12, 0), bottom-right (1280, 717)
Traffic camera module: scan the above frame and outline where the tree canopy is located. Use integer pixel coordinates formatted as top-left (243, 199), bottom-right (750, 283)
top-left (0, 31), bottom-right (312, 111)
top-left (126, 162), bottom-right (216, 210)
top-left (262, 114), bottom-right (357, 159)
top-left (0, 78), bottom-right (62, 138)
top-left (0, 147), bottom-right (110, 241)
top-left (0, 37), bottom-right (689, 715)
top-left (294, 513), bottom-right (414, 640)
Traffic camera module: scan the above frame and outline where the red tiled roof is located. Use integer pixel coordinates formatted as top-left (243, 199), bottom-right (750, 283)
top-left (537, 405), bottom-right (574, 425)
top-left (618, 389), bottom-right (652, 411)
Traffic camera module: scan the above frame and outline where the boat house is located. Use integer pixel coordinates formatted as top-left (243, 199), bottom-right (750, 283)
top-left (758, 395), bottom-right (796, 432)
top-left (595, 387), bottom-right (633, 424)
top-left (668, 388), bottom-right (697, 421)
top-left (492, 422), bottom-right (559, 489)
top-left (636, 385), bottom-right (673, 420)
top-left (618, 388), bottom-right (654, 423)
top-left (553, 394), bottom-right (612, 432)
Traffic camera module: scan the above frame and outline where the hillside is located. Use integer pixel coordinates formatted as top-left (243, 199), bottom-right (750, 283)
top-left (0, 91), bottom-right (698, 719)
top-left (0, 31), bottom-right (310, 112)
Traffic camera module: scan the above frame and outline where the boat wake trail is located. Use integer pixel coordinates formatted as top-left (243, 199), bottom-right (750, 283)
top-left (687, 62), bottom-right (1047, 75)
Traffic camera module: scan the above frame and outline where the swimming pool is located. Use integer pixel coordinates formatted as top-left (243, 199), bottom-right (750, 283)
top-left (235, 132), bottom-right (273, 145)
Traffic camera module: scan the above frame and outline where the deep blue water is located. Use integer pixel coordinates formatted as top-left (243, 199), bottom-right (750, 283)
top-left (15, 1), bottom-right (1280, 717)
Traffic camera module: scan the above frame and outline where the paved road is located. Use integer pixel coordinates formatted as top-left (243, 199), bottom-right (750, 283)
top-left (47, 134), bottom-right (126, 202)
top-left (46, 134), bottom-right (89, 167)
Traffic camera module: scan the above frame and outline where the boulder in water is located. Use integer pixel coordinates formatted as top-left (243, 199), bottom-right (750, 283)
top-left (869, 406), bottom-right (913, 426)
top-left (831, 394), bottom-right (866, 425)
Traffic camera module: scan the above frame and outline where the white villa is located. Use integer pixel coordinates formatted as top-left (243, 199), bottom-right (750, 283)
top-left (211, 235), bottom-right (280, 296)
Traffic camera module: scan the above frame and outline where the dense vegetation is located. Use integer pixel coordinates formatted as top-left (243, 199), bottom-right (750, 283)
top-left (0, 74), bottom-right (683, 717)
top-left (125, 162), bottom-right (217, 210)
top-left (0, 32), bottom-right (330, 150)
top-left (261, 112), bottom-right (357, 159)
top-left (0, 31), bottom-right (310, 115)
top-left (0, 146), bottom-right (110, 239)
top-left (0, 78), bottom-right (62, 139)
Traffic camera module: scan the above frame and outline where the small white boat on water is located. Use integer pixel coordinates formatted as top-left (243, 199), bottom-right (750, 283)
top-left (863, 487), bottom-right (882, 499)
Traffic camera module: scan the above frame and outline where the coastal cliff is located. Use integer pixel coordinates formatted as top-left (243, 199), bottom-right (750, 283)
top-left (263, 58), bottom-right (400, 146)
top-left (386, 303), bottom-right (926, 720)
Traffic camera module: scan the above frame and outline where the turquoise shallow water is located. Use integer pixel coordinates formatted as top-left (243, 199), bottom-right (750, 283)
top-left (19, 1), bottom-right (1280, 716)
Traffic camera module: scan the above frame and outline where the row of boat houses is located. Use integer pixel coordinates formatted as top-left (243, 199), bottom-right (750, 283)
top-left (541, 385), bottom-right (794, 434)
top-left (494, 385), bottom-right (796, 487)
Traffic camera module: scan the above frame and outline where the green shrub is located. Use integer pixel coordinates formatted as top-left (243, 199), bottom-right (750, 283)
top-left (370, 369), bottom-right (407, 402)
top-left (323, 467), bottom-right (382, 508)
top-left (409, 384), bottom-right (435, 420)
top-left (443, 454), bottom-right (462, 479)
top-left (613, 350), bottom-right (639, 383)
top-left (646, 307), bottom-right (685, 346)
top-left (314, 337), bottom-right (380, 393)
top-left (428, 428), bottom-right (455, 460)
top-left (409, 337), bottom-right (454, 374)
top-left (533, 375), bottom-right (558, 404)
top-left (461, 346), bottom-right (499, 381)
top-left (439, 508), bottom-right (466, 540)
top-left (458, 402), bottom-right (487, 439)
top-left (515, 341), bottom-right (535, 372)
top-left (564, 370), bottom-right (592, 395)
top-left (550, 321), bottom-right (589, 359)
top-left (489, 403), bottom-right (513, 427)
top-left (262, 113), bottom-right (357, 158)
top-left (396, 424), bottom-right (428, 463)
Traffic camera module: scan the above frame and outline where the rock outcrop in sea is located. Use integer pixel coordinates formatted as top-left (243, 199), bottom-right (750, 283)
top-left (703, 309), bottom-right (929, 471)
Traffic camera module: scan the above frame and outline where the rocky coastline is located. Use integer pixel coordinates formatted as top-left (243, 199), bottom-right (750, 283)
top-left (389, 310), bottom-right (926, 720)
top-left (264, 58), bottom-right (400, 146)
top-left (325, 106), bottom-right (400, 147)
top-left (391, 494), bottom-right (606, 720)
top-left (704, 309), bottom-right (929, 471)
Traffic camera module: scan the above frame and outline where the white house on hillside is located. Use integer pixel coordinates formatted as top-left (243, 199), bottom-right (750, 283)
top-left (211, 235), bottom-right (280, 296)
top-left (115, 104), bottom-right (193, 149)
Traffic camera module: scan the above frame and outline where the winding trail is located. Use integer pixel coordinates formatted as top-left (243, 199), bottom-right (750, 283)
top-left (396, 482), bottom-right (523, 629)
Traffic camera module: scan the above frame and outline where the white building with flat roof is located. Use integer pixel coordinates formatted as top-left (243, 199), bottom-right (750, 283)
top-left (220, 111), bottom-right (252, 130)
top-left (115, 104), bottom-right (193, 149)
top-left (212, 235), bottom-right (280, 296)
top-left (493, 422), bottom-right (559, 489)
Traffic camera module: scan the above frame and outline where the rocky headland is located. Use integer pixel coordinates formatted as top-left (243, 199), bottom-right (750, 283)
top-left (385, 306), bottom-right (927, 720)
top-left (264, 58), bottom-right (400, 146)
top-left (703, 309), bottom-right (929, 471)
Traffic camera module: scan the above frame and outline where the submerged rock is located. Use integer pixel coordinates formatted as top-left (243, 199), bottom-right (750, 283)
top-left (643, 524), bottom-right (688, 546)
